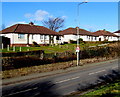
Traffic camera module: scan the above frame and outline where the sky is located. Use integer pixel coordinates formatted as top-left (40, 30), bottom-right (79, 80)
top-left (1, 1), bottom-right (119, 32)
top-left (1, 0), bottom-right (120, 2)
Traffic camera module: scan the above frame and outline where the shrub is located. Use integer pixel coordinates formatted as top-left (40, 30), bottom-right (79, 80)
top-left (79, 38), bottom-right (85, 44)
top-left (32, 41), bottom-right (40, 47)
top-left (79, 38), bottom-right (83, 42)
top-left (69, 40), bottom-right (77, 44)
top-left (80, 46), bottom-right (119, 59)
top-left (63, 42), bottom-right (68, 44)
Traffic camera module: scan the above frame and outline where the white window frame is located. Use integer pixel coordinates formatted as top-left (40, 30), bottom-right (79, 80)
top-left (40, 35), bottom-right (44, 40)
top-left (18, 34), bottom-right (25, 39)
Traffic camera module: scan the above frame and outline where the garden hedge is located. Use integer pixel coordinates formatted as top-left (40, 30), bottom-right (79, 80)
top-left (1, 46), bottom-right (120, 71)
top-left (1, 50), bottom-right (44, 57)
top-left (2, 52), bottom-right (76, 71)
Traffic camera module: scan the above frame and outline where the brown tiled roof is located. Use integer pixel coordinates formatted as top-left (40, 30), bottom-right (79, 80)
top-left (0, 24), bottom-right (61, 36)
top-left (59, 27), bottom-right (95, 36)
top-left (93, 30), bottom-right (118, 37)
top-left (114, 30), bottom-right (120, 33)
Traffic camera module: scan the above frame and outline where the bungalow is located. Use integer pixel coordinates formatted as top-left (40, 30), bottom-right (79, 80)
top-left (93, 30), bottom-right (119, 41)
top-left (59, 27), bottom-right (97, 43)
top-left (114, 30), bottom-right (120, 40)
top-left (0, 22), bottom-right (61, 46)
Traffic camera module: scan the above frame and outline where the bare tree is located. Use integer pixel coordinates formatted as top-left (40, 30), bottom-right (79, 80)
top-left (42, 17), bottom-right (64, 31)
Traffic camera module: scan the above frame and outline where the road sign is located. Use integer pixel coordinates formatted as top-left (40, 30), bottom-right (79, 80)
top-left (76, 47), bottom-right (80, 52)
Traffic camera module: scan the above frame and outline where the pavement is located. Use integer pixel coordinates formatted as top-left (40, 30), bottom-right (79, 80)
top-left (2, 58), bottom-right (119, 86)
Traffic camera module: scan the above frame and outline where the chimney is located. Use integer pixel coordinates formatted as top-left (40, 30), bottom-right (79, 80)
top-left (29, 22), bottom-right (34, 25)
top-left (103, 29), bottom-right (106, 31)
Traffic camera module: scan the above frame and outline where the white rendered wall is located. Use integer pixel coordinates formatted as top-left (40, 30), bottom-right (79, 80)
top-left (1, 33), bottom-right (28, 44)
top-left (62, 34), bottom-right (96, 42)
top-left (1, 33), bottom-right (60, 45)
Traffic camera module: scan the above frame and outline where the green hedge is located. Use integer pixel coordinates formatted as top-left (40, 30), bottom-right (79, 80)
top-left (80, 47), bottom-right (111, 59)
top-left (1, 50), bottom-right (44, 57)
top-left (2, 46), bottom-right (120, 71)
top-left (2, 52), bottom-right (76, 71)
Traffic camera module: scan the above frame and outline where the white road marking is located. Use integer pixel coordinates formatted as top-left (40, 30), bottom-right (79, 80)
top-left (55, 76), bottom-right (80, 84)
top-left (112, 66), bottom-right (118, 69)
top-left (3, 87), bottom-right (38, 97)
top-left (97, 82), bottom-right (101, 83)
top-left (4, 77), bottom-right (80, 96)
top-left (88, 69), bottom-right (106, 75)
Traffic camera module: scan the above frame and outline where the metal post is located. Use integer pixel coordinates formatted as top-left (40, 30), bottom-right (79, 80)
top-left (2, 43), bottom-right (3, 49)
top-left (7, 45), bottom-right (9, 51)
top-left (20, 47), bottom-right (21, 52)
top-left (13, 46), bottom-right (15, 51)
top-left (76, 1), bottom-right (88, 66)
top-left (76, 27), bottom-right (80, 66)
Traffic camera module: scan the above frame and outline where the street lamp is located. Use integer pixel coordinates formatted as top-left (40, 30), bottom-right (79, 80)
top-left (76, 1), bottom-right (88, 66)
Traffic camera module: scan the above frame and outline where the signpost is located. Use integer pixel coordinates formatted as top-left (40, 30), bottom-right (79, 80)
top-left (76, 46), bottom-right (80, 52)
top-left (76, 46), bottom-right (80, 66)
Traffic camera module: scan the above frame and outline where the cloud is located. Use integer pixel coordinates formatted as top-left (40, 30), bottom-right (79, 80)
top-left (25, 10), bottom-right (67, 22)
top-left (34, 10), bottom-right (49, 21)
top-left (24, 13), bottom-right (33, 18)
top-left (61, 16), bottom-right (67, 19)
top-left (24, 10), bottom-right (49, 21)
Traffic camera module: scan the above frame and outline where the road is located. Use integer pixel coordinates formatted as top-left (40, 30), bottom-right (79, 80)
top-left (2, 59), bottom-right (119, 97)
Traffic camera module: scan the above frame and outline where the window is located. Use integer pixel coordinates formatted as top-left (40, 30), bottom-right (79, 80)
top-left (18, 34), bottom-right (25, 39)
top-left (40, 35), bottom-right (43, 39)
top-left (44, 35), bottom-right (47, 39)
top-left (56, 36), bottom-right (60, 40)
top-left (87, 36), bottom-right (90, 39)
top-left (87, 36), bottom-right (89, 38)
top-left (95, 37), bottom-right (97, 40)
top-left (91, 37), bottom-right (93, 40)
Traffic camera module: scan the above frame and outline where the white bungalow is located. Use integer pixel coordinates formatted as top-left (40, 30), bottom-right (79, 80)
top-left (59, 27), bottom-right (97, 43)
top-left (114, 30), bottom-right (120, 40)
top-left (0, 22), bottom-right (61, 46)
top-left (93, 30), bottom-right (119, 41)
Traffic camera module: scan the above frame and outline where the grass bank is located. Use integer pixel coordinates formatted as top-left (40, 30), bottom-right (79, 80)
top-left (1, 42), bottom-right (101, 53)
top-left (83, 80), bottom-right (120, 97)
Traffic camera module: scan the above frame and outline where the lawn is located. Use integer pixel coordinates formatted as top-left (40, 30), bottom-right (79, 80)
top-left (1, 42), bottom-right (101, 53)
top-left (83, 80), bottom-right (120, 97)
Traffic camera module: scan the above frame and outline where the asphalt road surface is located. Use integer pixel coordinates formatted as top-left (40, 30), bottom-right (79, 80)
top-left (2, 59), bottom-right (119, 97)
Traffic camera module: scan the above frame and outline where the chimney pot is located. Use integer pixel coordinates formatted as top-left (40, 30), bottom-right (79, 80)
top-left (29, 22), bottom-right (34, 25)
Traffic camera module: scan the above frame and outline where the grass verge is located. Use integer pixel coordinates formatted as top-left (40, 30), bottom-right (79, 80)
top-left (83, 80), bottom-right (120, 97)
